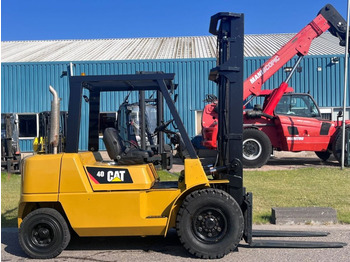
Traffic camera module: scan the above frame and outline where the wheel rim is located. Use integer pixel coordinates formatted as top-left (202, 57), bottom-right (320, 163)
top-left (243, 138), bottom-right (262, 160)
top-left (25, 217), bottom-right (61, 252)
top-left (31, 223), bottom-right (54, 247)
top-left (192, 207), bottom-right (227, 243)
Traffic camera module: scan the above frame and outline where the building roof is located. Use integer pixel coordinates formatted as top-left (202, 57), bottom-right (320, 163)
top-left (1, 33), bottom-right (346, 63)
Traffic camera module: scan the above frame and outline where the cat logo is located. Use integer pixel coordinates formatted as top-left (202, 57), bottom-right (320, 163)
top-left (86, 167), bottom-right (133, 184)
top-left (108, 170), bottom-right (126, 182)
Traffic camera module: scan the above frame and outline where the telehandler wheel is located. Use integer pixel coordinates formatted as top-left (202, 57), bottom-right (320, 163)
top-left (332, 126), bottom-right (349, 166)
top-left (18, 208), bottom-right (71, 259)
top-left (176, 188), bottom-right (244, 259)
top-left (242, 128), bottom-right (272, 168)
top-left (315, 151), bottom-right (331, 161)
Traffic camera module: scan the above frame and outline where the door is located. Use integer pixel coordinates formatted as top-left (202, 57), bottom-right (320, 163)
top-left (275, 94), bottom-right (332, 151)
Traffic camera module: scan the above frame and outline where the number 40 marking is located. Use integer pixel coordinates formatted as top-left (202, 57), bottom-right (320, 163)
top-left (97, 171), bottom-right (105, 177)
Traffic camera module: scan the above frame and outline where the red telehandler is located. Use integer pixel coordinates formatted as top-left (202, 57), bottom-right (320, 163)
top-left (202, 4), bottom-right (350, 168)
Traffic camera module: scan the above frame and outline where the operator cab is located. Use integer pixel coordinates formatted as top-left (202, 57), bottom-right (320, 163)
top-left (274, 94), bottom-right (321, 118)
top-left (246, 93), bottom-right (322, 118)
top-left (65, 72), bottom-right (197, 163)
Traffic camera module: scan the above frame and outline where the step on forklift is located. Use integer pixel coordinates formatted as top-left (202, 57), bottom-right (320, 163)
top-left (18, 11), bottom-right (346, 260)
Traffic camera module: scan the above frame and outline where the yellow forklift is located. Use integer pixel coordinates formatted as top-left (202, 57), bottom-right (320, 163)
top-left (18, 10), bottom-right (346, 260)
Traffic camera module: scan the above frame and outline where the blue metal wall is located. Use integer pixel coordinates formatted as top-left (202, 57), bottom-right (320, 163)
top-left (1, 59), bottom-right (217, 151)
top-left (1, 55), bottom-right (349, 151)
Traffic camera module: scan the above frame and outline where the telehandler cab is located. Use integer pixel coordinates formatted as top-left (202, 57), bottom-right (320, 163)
top-left (18, 11), bottom-right (346, 260)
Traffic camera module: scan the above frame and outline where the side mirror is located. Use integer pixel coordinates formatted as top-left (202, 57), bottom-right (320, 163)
top-left (83, 95), bottom-right (89, 103)
top-left (174, 94), bottom-right (178, 103)
top-left (337, 110), bottom-right (343, 126)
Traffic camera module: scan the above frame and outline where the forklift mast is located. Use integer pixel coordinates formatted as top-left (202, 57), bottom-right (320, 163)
top-left (209, 13), bottom-right (245, 205)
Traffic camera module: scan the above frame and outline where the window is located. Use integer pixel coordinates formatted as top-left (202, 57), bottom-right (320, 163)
top-left (320, 108), bottom-right (332, 120)
top-left (99, 112), bottom-right (117, 136)
top-left (244, 96), bottom-right (265, 111)
top-left (1, 114), bottom-right (18, 139)
top-left (275, 94), bottom-right (321, 118)
top-left (195, 110), bottom-right (203, 135)
top-left (18, 114), bottom-right (38, 138)
top-left (1, 115), bottom-right (6, 138)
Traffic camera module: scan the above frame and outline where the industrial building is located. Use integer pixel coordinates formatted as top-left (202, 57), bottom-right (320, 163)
top-left (1, 33), bottom-right (349, 152)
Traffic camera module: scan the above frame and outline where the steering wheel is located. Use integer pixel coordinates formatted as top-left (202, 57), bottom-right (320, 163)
top-left (204, 94), bottom-right (218, 103)
top-left (154, 119), bottom-right (175, 134)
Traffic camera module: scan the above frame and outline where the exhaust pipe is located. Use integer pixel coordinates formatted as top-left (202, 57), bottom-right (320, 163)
top-left (49, 85), bottom-right (60, 154)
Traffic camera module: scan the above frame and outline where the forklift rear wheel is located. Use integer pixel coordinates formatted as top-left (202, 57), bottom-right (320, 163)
top-left (18, 208), bottom-right (71, 259)
top-left (242, 129), bottom-right (272, 168)
top-left (176, 188), bottom-right (244, 259)
top-left (315, 151), bottom-right (331, 161)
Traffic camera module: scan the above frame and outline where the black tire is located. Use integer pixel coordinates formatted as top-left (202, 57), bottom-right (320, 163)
top-left (332, 126), bottom-right (349, 166)
top-left (176, 188), bottom-right (244, 259)
top-left (18, 208), bottom-right (71, 259)
top-left (242, 129), bottom-right (272, 168)
top-left (315, 151), bottom-right (331, 161)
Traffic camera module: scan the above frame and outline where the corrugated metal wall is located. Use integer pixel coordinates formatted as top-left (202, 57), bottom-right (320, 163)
top-left (2, 55), bottom-right (349, 151)
top-left (1, 59), bottom-right (217, 151)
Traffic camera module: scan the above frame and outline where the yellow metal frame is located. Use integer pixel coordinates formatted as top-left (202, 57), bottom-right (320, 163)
top-left (18, 152), bottom-right (228, 237)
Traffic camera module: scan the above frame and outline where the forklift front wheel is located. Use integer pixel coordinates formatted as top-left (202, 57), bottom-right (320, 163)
top-left (18, 208), bottom-right (71, 259)
top-left (176, 188), bottom-right (244, 259)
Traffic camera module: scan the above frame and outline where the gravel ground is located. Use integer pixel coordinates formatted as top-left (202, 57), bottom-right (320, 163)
top-left (168, 150), bottom-right (343, 173)
top-left (2, 224), bottom-right (349, 262)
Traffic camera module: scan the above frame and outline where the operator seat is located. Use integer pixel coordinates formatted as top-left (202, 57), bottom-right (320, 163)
top-left (275, 97), bottom-right (289, 115)
top-left (103, 127), bottom-right (153, 165)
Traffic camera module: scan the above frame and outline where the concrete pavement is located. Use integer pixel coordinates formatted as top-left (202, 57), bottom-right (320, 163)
top-left (2, 224), bottom-right (349, 262)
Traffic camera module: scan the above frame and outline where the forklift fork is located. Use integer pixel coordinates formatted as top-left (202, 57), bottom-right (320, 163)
top-left (249, 229), bottom-right (346, 248)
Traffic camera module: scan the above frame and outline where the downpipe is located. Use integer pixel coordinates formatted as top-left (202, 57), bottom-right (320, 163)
top-left (49, 85), bottom-right (60, 154)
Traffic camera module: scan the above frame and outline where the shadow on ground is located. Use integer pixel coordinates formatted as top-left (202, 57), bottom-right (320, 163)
top-left (261, 153), bottom-right (340, 170)
top-left (1, 208), bottom-right (18, 228)
top-left (2, 228), bottom-right (190, 260)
